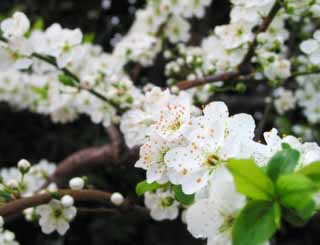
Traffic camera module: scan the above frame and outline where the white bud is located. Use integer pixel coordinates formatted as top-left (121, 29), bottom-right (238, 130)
top-left (47, 183), bottom-right (58, 193)
top-left (61, 195), bottom-right (74, 208)
top-left (3, 230), bottom-right (15, 241)
top-left (110, 192), bottom-right (124, 206)
top-left (69, 177), bottom-right (85, 190)
top-left (17, 159), bottom-right (31, 173)
top-left (0, 216), bottom-right (4, 227)
top-left (170, 86), bottom-right (179, 94)
top-left (23, 208), bottom-right (34, 221)
top-left (6, 179), bottom-right (18, 189)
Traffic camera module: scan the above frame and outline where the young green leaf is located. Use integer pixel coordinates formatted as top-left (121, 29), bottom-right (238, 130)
top-left (135, 180), bottom-right (164, 196)
top-left (84, 33), bottom-right (95, 43)
top-left (227, 159), bottom-right (275, 200)
top-left (266, 143), bottom-right (300, 181)
top-left (58, 74), bottom-right (76, 87)
top-left (232, 201), bottom-right (280, 245)
top-left (276, 174), bottom-right (317, 221)
top-left (297, 161), bottom-right (320, 185)
top-left (173, 185), bottom-right (194, 206)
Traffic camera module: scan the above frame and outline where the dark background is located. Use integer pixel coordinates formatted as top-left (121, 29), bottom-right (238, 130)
top-left (0, 0), bottom-right (319, 244)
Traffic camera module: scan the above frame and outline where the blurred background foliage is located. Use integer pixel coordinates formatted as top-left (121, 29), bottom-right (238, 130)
top-left (0, 0), bottom-right (319, 244)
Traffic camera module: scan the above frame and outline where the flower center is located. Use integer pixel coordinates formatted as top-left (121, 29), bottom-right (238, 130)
top-left (169, 119), bottom-right (181, 132)
top-left (53, 208), bottom-right (63, 218)
top-left (161, 197), bottom-right (174, 207)
top-left (219, 214), bottom-right (235, 233)
top-left (158, 147), bottom-right (170, 164)
top-left (204, 154), bottom-right (220, 167)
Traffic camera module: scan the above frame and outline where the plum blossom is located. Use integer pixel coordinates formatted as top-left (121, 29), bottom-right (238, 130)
top-left (165, 102), bottom-right (255, 194)
top-left (0, 12), bottom-right (30, 39)
top-left (144, 189), bottom-right (179, 221)
top-left (36, 199), bottom-right (77, 235)
top-left (185, 167), bottom-right (246, 245)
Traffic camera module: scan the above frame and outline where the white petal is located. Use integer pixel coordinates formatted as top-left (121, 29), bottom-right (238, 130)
top-left (186, 199), bottom-right (222, 239)
top-left (227, 113), bottom-right (255, 140)
top-left (56, 220), bottom-right (70, 235)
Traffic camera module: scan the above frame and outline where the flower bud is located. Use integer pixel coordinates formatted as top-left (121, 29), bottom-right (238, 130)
top-left (17, 159), bottom-right (31, 173)
top-left (110, 192), bottom-right (124, 206)
top-left (61, 195), bottom-right (74, 208)
top-left (69, 177), bottom-right (85, 190)
top-left (0, 216), bottom-right (4, 227)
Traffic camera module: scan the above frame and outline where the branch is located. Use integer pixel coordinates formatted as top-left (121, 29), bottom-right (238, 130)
top-left (0, 189), bottom-right (146, 219)
top-left (41, 126), bottom-right (141, 189)
top-left (176, 2), bottom-right (282, 90)
top-left (0, 36), bottom-right (119, 108)
top-left (238, 2), bottom-right (282, 71)
top-left (46, 126), bottom-right (123, 185)
top-left (176, 71), bottom-right (241, 90)
top-left (255, 97), bottom-right (273, 141)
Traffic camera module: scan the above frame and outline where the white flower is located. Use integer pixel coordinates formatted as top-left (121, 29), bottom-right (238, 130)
top-left (264, 58), bottom-right (291, 80)
top-left (36, 199), bottom-right (77, 235)
top-left (0, 44), bottom-right (32, 71)
top-left (185, 167), bottom-right (245, 245)
top-left (214, 21), bottom-right (254, 50)
top-left (144, 189), bottom-right (179, 221)
top-left (165, 102), bottom-right (255, 194)
top-left (250, 128), bottom-right (320, 168)
top-left (153, 93), bottom-right (192, 141)
top-left (0, 229), bottom-right (20, 245)
top-left (273, 87), bottom-right (296, 115)
top-left (1, 12), bottom-right (30, 39)
top-left (166, 16), bottom-right (190, 43)
top-left (300, 30), bottom-right (320, 64)
top-left (135, 133), bottom-right (186, 184)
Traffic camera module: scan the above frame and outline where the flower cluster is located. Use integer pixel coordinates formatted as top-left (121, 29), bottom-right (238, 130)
top-left (295, 74), bottom-right (320, 123)
top-left (0, 216), bottom-right (19, 245)
top-left (133, 91), bottom-right (320, 244)
top-left (0, 159), bottom-right (56, 198)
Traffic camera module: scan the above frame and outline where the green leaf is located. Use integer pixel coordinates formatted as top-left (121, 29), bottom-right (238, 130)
top-left (227, 159), bottom-right (275, 201)
top-left (0, 190), bottom-right (12, 202)
top-left (32, 18), bottom-right (45, 31)
top-left (172, 185), bottom-right (194, 206)
top-left (275, 116), bottom-right (292, 135)
top-left (266, 143), bottom-right (300, 181)
top-left (276, 174), bottom-right (317, 221)
top-left (135, 180), bottom-right (164, 196)
top-left (31, 85), bottom-right (49, 100)
top-left (58, 74), bottom-right (76, 86)
top-left (232, 201), bottom-right (280, 245)
top-left (84, 33), bottom-right (95, 43)
top-left (298, 161), bottom-right (320, 185)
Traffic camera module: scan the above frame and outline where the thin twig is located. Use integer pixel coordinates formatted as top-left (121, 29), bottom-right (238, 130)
top-left (238, 2), bottom-right (282, 71)
top-left (255, 97), bottom-right (273, 141)
top-left (0, 189), bottom-right (146, 219)
top-left (0, 36), bottom-right (119, 108)
top-left (176, 2), bottom-right (282, 90)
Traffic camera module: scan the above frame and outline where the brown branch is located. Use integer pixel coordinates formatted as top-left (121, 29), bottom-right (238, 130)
top-left (239, 2), bottom-right (282, 71)
top-left (130, 64), bottom-right (143, 82)
top-left (176, 2), bottom-right (282, 91)
top-left (45, 126), bottom-right (122, 185)
top-left (176, 71), bottom-right (241, 90)
top-left (0, 189), bottom-right (145, 219)
top-left (47, 144), bottom-right (115, 184)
